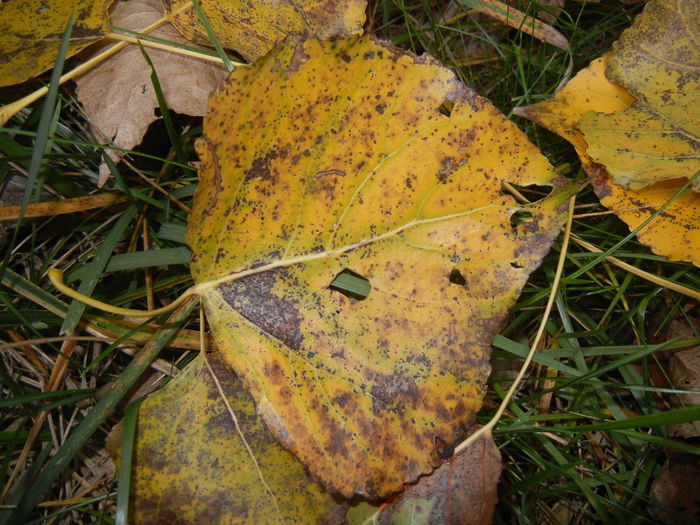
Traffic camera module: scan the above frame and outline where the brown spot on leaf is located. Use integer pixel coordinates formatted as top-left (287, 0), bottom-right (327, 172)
top-left (371, 370), bottom-right (419, 415)
top-left (219, 272), bottom-right (303, 350)
top-left (288, 40), bottom-right (310, 72)
top-left (243, 145), bottom-right (291, 183)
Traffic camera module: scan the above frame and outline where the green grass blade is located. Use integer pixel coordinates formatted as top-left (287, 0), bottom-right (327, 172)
top-left (66, 247), bottom-right (191, 281)
top-left (115, 398), bottom-right (144, 525)
top-left (190, 0), bottom-right (235, 71)
top-left (137, 42), bottom-right (187, 165)
top-left (157, 222), bottom-right (186, 243)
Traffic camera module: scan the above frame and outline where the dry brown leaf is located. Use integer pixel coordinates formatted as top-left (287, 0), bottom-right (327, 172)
top-left (671, 348), bottom-right (700, 407)
top-left (347, 429), bottom-right (502, 525)
top-left (75, 0), bottom-right (228, 185)
top-left (650, 452), bottom-right (700, 524)
top-left (668, 344), bottom-right (700, 439)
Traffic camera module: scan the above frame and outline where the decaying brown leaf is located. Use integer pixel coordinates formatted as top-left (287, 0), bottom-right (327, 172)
top-left (668, 344), bottom-right (700, 440)
top-left (187, 35), bottom-right (572, 498)
top-left (347, 430), bottom-right (502, 525)
top-left (75, 0), bottom-right (228, 184)
top-left (162, 0), bottom-right (366, 61)
top-left (649, 451), bottom-right (700, 525)
top-left (0, 0), bottom-right (113, 86)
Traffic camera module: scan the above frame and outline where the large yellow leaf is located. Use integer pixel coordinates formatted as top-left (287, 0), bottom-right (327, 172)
top-left (187, 36), bottom-right (571, 498)
top-left (0, 0), bottom-right (113, 87)
top-left (515, 54), bottom-right (700, 265)
top-left (578, 0), bottom-right (700, 191)
top-left (130, 353), bottom-right (346, 524)
top-left (161, 0), bottom-right (366, 61)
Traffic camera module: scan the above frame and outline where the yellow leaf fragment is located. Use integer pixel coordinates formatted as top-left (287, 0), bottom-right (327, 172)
top-left (579, 0), bottom-right (700, 191)
top-left (131, 353), bottom-right (346, 524)
top-left (515, 54), bottom-right (700, 265)
top-left (0, 0), bottom-right (113, 87)
top-left (187, 36), bottom-right (570, 498)
top-left (161, 0), bottom-right (366, 61)
top-left (514, 54), bottom-right (633, 166)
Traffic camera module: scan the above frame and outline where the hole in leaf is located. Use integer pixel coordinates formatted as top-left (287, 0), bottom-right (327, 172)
top-left (510, 261), bottom-right (524, 269)
top-left (438, 100), bottom-right (454, 117)
top-left (501, 182), bottom-right (553, 203)
top-left (329, 269), bottom-right (371, 300)
top-left (448, 268), bottom-right (466, 286)
top-left (510, 210), bottom-right (533, 229)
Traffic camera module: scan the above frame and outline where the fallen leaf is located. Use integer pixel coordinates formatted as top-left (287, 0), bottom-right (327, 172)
top-left (668, 345), bottom-right (700, 439)
top-left (346, 430), bottom-right (502, 525)
top-left (514, 54), bottom-right (700, 266)
top-left (670, 348), bottom-right (700, 407)
top-left (513, 54), bottom-right (633, 168)
top-left (75, 0), bottom-right (228, 184)
top-left (649, 451), bottom-right (700, 525)
top-left (578, 0), bottom-right (700, 191)
top-left (0, 0), bottom-right (112, 86)
top-left (129, 352), bottom-right (347, 524)
top-left (187, 35), bottom-right (571, 498)
top-left (162, 0), bottom-right (367, 61)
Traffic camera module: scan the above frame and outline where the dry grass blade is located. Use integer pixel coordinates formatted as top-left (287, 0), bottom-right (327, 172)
top-left (0, 193), bottom-right (120, 221)
top-left (458, 0), bottom-right (570, 51)
top-left (572, 235), bottom-right (700, 301)
top-left (0, 339), bottom-right (78, 504)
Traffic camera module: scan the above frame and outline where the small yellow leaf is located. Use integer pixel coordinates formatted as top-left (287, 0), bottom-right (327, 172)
top-left (161, 0), bottom-right (366, 61)
top-left (188, 36), bottom-right (570, 498)
top-left (0, 0), bottom-right (112, 86)
top-left (131, 353), bottom-right (346, 524)
top-left (578, 0), bottom-right (700, 191)
top-left (515, 54), bottom-right (700, 265)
